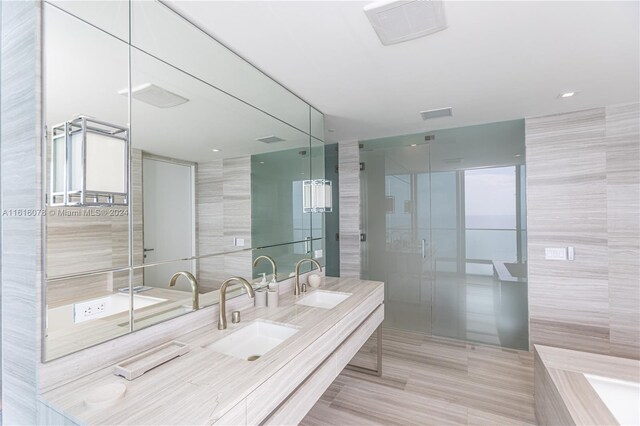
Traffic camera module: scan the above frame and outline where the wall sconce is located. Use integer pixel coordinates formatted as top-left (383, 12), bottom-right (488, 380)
top-left (49, 116), bottom-right (128, 206)
top-left (303, 179), bottom-right (332, 213)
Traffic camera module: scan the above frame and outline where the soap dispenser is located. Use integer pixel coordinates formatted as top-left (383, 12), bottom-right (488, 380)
top-left (255, 273), bottom-right (268, 308)
top-left (259, 273), bottom-right (268, 288)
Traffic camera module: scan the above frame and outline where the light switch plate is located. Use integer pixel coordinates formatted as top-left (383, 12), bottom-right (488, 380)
top-left (545, 247), bottom-right (567, 260)
top-left (233, 237), bottom-right (245, 247)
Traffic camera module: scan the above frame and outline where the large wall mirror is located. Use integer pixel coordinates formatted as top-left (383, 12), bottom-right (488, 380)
top-left (43, 1), bottom-right (326, 361)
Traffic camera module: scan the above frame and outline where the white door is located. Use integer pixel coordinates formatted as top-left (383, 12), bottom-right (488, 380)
top-left (143, 157), bottom-right (195, 290)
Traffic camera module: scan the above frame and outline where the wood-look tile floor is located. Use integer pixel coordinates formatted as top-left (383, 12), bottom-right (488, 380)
top-left (300, 328), bottom-right (536, 426)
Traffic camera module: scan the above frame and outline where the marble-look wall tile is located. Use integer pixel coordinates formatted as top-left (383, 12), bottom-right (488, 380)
top-left (131, 149), bottom-right (144, 286)
top-left (195, 160), bottom-right (225, 289)
top-left (526, 103), bottom-right (640, 359)
top-left (223, 156), bottom-right (252, 279)
top-left (526, 108), bottom-right (610, 353)
top-left (606, 102), bottom-right (640, 359)
top-left (1, 1), bottom-right (42, 423)
top-left (195, 157), bottom-right (252, 288)
top-left (338, 141), bottom-right (361, 277)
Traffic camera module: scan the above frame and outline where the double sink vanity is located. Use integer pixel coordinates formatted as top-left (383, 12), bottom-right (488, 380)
top-left (35, 2), bottom-right (381, 425)
top-left (40, 277), bottom-right (385, 425)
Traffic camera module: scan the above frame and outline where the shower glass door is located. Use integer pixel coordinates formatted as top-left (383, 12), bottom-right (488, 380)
top-left (360, 143), bottom-right (433, 335)
top-left (360, 120), bottom-right (529, 350)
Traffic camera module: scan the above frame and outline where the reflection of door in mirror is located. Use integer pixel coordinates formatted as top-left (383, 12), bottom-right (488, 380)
top-left (142, 156), bottom-right (196, 290)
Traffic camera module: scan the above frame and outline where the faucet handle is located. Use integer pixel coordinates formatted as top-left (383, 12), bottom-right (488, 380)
top-left (231, 311), bottom-right (241, 324)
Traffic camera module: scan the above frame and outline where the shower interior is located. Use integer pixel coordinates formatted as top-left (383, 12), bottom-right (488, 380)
top-left (360, 120), bottom-right (529, 350)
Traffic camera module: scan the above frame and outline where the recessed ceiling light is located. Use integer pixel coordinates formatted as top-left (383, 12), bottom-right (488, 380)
top-left (259, 161), bottom-right (265, 164)
top-left (411, 144), bottom-right (417, 147)
top-left (559, 91), bottom-right (577, 98)
top-left (514, 154), bottom-right (522, 157)
top-left (211, 149), bottom-right (221, 152)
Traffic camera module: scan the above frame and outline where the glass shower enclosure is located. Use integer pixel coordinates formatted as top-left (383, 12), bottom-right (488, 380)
top-left (360, 120), bottom-right (528, 350)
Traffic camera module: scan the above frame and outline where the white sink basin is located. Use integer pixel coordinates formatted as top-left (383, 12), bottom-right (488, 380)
top-left (205, 320), bottom-right (298, 361)
top-left (295, 290), bottom-right (352, 309)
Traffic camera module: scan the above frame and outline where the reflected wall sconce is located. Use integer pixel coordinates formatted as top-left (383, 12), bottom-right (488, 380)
top-left (303, 179), bottom-right (333, 213)
top-left (49, 115), bottom-right (129, 206)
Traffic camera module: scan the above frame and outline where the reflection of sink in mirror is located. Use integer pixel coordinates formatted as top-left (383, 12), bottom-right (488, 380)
top-left (47, 293), bottom-right (167, 330)
top-left (204, 320), bottom-right (298, 361)
top-left (295, 290), bottom-right (351, 310)
top-left (41, 0), bottom-right (327, 361)
top-left (119, 305), bottom-right (192, 329)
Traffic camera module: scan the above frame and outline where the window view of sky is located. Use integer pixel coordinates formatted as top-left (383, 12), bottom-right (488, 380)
top-left (464, 166), bottom-right (516, 229)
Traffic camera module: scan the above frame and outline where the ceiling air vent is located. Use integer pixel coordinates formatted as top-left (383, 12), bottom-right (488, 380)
top-left (364, 0), bottom-right (447, 46)
top-left (420, 107), bottom-right (452, 120)
top-left (119, 83), bottom-right (189, 108)
top-left (256, 136), bottom-right (285, 144)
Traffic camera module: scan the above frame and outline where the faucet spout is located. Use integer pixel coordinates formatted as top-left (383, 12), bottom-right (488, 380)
top-left (294, 258), bottom-right (322, 296)
top-left (253, 255), bottom-right (278, 285)
top-left (169, 271), bottom-right (199, 310)
top-left (218, 277), bottom-right (255, 330)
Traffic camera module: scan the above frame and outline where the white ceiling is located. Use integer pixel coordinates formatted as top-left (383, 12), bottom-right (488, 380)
top-left (168, 0), bottom-right (640, 144)
top-left (45, 3), bottom-right (312, 163)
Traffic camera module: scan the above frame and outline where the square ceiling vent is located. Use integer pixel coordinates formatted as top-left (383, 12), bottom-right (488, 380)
top-left (118, 83), bottom-right (189, 108)
top-left (256, 135), bottom-right (285, 144)
top-left (364, 0), bottom-right (447, 46)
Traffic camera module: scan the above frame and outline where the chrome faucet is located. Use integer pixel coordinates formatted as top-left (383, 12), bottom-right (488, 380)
top-left (169, 271), bottom-right (199, 310)
top-left (253, 255), bottom-right (277, 285)
top-left (218, 277), bottom-right (255, 330)
top-left (294, 258), bottom-right (322, 296)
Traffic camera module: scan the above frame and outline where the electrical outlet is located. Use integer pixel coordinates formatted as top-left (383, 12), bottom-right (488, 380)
top-left (314, 249), bottom-right (324, 259)
top-left (233, 237), bottom-right (245, 247)
top-left (74, 297), bottom-right (111, 323)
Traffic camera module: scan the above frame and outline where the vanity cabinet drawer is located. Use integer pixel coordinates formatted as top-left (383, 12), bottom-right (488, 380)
top-left (335, 286), bottom-right (384, 342)
top-left (262, 354), bottom-right (338, 426)
top-left (263, 305), bottom-right (384, 426)
top-left (336, 304), bottom-right (384, 369)
top-left (246, 325), bottom-right (338, 424)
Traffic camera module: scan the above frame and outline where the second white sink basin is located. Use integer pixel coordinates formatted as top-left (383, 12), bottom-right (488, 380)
top-left (205, 320), bottom-right (298, 361)
top-left (295, 290), bottom-right (352, 309)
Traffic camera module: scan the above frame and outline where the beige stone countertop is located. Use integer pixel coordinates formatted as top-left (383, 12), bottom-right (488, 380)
top-left (40, 277), bottom-right (384, 425)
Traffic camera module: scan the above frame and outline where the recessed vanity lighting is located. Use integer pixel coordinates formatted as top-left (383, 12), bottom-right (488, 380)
top-left (211, 149), bottom-right (221, 152)
top-left (411, 144), bottom-right (417, 147)
top-left (558, 91), bottom-right (577, 98)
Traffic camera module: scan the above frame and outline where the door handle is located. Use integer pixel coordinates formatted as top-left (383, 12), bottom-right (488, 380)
top-left (143, 248), bottom-right (154, 259)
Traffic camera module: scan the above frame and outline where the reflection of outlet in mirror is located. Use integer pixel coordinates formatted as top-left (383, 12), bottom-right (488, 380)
top-left (314, 249), bottom-right (323, 258)
top-left (74, 297), bottom-right (111, 324)
top-left (233, 237), bottom-right (245, 247)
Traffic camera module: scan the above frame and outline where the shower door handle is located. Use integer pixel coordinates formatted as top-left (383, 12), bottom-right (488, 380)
top-left (421, 239), bottom-right (426, 259)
